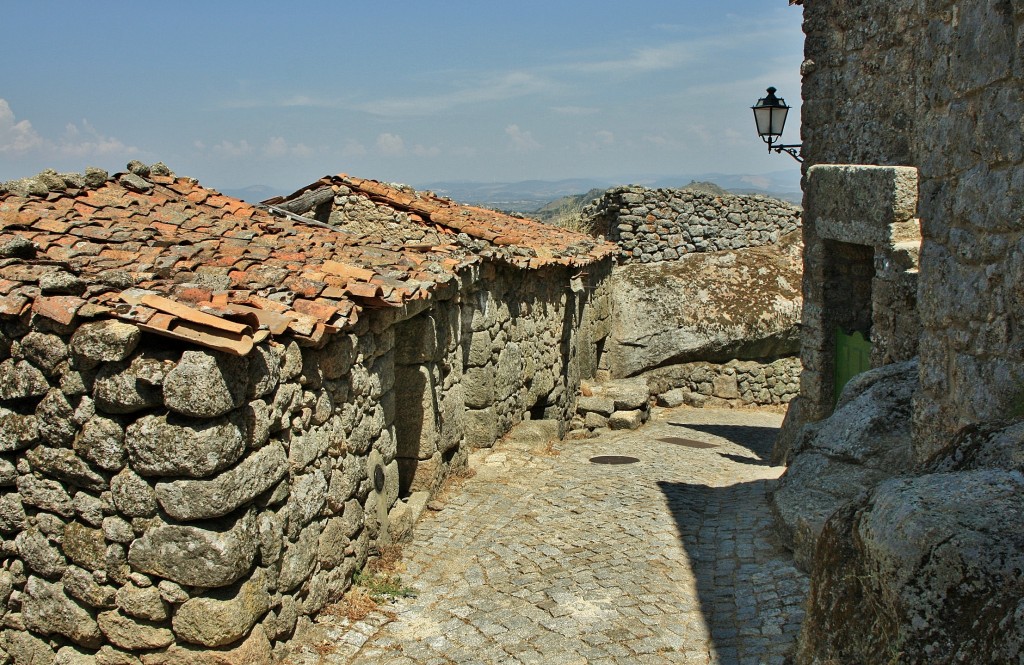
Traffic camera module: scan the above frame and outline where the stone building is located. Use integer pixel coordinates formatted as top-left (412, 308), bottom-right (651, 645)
top-left (0, 164), bottom-right (613, 662)
top-left (776, 1), bottom-right (1024, 662)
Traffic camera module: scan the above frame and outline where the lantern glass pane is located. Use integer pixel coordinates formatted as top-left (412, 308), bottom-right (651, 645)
top-left (770, 106), bottom-right (789, 136)
top-left (753, 106), bottom-right (774, 136)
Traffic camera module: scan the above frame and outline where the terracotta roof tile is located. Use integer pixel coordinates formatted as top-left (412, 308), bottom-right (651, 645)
top-left (1, 167), bottom-right (614, 354)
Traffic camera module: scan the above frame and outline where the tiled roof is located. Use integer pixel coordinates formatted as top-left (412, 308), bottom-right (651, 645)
top-left (0, 166), bottom-right (613, 355)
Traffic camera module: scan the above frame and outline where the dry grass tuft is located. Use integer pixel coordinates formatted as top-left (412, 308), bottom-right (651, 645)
top-left (533, 438), bottom-right (561, 457)
top-left (323, 586), bottom-right (391, 623)
top-left (426, 464), bottom-right (477, 510)
top-left (367, 543), bottom-right (405, 576)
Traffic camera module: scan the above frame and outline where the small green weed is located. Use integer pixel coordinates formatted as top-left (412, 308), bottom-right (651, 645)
top-left (353, 569), bottom-right (417, 603)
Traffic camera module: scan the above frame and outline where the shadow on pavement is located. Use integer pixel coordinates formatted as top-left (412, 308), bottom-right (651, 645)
top-left (657, 477), bottom-right (804, 665)
top-left (667, 422), bottom-right (779, 461)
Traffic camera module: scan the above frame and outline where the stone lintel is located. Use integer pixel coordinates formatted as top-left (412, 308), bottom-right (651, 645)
top-left (807, 165), bottom-right (919, 248)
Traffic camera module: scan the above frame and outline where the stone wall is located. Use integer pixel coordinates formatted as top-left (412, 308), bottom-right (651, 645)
top-left (645, 357), bottom-right (802, 409)
top-left (582, 186), bottom-right (801, 263)
top-left (911, 0), bottom-right (1024, 460)
top-left (0, 259), bottom-right (611, 662)
top-left (780, 2), bottom-right (1024, 663)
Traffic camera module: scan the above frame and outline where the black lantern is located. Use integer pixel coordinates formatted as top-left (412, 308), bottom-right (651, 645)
top-left (752, 87), bottom-right (802, 162)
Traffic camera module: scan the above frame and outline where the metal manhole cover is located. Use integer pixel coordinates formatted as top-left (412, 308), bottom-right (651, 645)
top-left (658, 437), bottom-right (719, 449)
top-left (589, 455), bottom-right (640, 465)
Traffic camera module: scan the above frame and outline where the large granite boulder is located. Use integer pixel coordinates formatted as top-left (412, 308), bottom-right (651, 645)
top-left (606, 230), bottom-right (802, 377)
top-left (770, 360), bottom-right (917, 570)
top-left (797, 419), bottom-right (1024, 665)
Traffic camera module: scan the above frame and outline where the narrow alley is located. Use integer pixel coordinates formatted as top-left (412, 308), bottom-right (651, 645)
top-left (284, 407), bottom-right (807, 665)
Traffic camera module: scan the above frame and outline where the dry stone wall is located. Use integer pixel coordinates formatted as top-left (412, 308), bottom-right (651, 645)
top-left (646, 357), bottom-right (802, 409)
top-left (460, 262), bottom-right (613, 447)
top-left (583, 186), bottom-right (801, 263)
top-left (0, 259), bottom-right (611, 663)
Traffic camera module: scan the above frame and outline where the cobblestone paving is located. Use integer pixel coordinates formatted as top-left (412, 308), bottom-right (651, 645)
top-left (284, 407), bottom-right (808, 664)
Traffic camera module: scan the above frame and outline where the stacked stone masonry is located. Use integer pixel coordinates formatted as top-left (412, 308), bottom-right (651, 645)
top-left (0, 166), bottom-right (613, 662)
top-left (647, 358), bottom-right (802, 409)
top-left (583, 186), bottom-right (802, 263)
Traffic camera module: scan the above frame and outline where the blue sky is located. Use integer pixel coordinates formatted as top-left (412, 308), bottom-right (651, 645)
top-left (0, 1), bottom-right (803, 193)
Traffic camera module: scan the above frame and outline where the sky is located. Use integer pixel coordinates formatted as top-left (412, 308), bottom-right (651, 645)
top-left (0, 1), bottom-right (804, 193)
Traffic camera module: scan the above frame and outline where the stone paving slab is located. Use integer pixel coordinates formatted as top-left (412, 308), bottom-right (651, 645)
top-left (283, 407), bottom-right (808, 664)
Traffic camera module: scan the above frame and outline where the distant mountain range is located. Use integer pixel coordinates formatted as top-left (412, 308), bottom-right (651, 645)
top-left (219, 171), bottom-right (802, 212)
top-left (420, 171), bottom-right (802, 211)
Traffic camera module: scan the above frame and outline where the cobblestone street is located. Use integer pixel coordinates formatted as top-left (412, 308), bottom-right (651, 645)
top-left (284, 407), bottom-right (808, 665)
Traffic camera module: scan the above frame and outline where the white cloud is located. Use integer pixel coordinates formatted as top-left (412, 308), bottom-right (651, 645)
top-left (505, 124), bottom-right (541, 153)
top-left (595, 130), bottom-right (615, 145)
top-left (567, 43), bottom-right (695, 75)
top-left (376, 133), bottom-right (405, 156)
top-left (359, 71), bottom-right (552, 118)
top-left (263, 136), bottom-right (314, 158)
top-left (56, 120), bottom-right (134, 157)
top-left (0, 99), bottom-right (135, 159)
top-left (0, 99), bottom-right (43, 153)
top-left (212, 139), bottom-right (253, 158)
top-left (264, 136), bottom-right (289, 157)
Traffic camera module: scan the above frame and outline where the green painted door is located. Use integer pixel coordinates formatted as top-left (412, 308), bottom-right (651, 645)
top-left (835, 328), bottom-right (872, 403)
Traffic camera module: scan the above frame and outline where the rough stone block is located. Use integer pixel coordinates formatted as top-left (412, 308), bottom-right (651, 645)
top-left (463, 366), bottom-right (495, 409)
top-left (16, 528), bottom-right (66, 578)
top-left (576, 395), bottom-right (615, 416)
top-left (656, 389), bottom-right (687, 408)
top-left (63, 522), bottom-right (107, 571)
top-left (138, 623), bottom-right (273, 665)
top-left (23, 576), bottom-right (103, 648)
top-left (70, 320), bottom-right (140, 364)
top-left (0, 628), bottom-right (56, 664)
top-left (467, 330), bottom-right (492, 367)
top-left (463, 408), bottom-right (498, 448)
top-left (62, 565), bottom-right (116, 609)
top-left (163, 350), bottom-right (249, 419)
top-left (154, 442), bottom-right (287, 521)
top-left (397, 453), bottom-right (441, 496)
top-left (387, 501), bottom-right (414, 543)
top-left (172, 571), bottom-right (271, 647)
top-left (115, 583), bottom-right (169, 622)
top-left (17, 474), bottom-right (74, 517)
top-left (605, 379), bottom-right (649, 410)
top-left (0, 359), bottom-right (49, 401)
top-left (26, 446), bottom-right (105, 492)
top-left (98, 608), bottom-right (174, 651)
top-left (806, 165), bottom-right (919, 246)
top-left (128, 512), bottom-right (258, 588)
top-left (608, 410), bottom-right (643, 430)
top-left (125, 412), bottom-right (245, 478)
top-left (395, 313), bottom-right (443, 363)
top-left (394, 364), bottom-right (440, 459)
top-left (0, 407), bottom-right (40, 452)
top-left (278, 523), bottom-right (319, 593)
top-left (74, 415), bottom-right (126, 471)
top-left (712, 374), bottom-right (740, 399)
top-left (110, 468), bottom-right (157, 517)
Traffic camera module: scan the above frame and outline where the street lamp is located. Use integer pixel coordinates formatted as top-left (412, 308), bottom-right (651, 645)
top-left (752, 87), bottom-right (803, 162)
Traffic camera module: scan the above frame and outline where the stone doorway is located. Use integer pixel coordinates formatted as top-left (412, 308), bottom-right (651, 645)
top-left (823, 239), bottom-right (875, 402)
